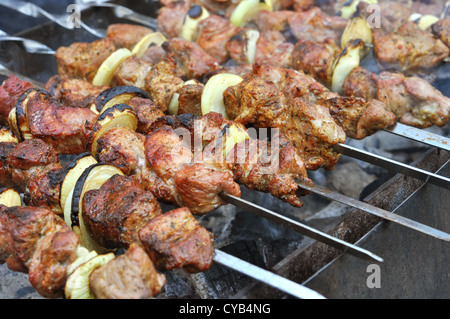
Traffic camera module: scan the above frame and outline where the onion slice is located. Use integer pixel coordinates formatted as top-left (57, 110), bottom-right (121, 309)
top-left (201, 73), bottom-right (244, 119)
top-left (92, 48), bottom-right (132, 86)
top-left (65, 253), bottom-right (115, 299)
top-left (66, 163), bottom-right (124, 253)
top-left (0, 188), bottom-right (22, 207)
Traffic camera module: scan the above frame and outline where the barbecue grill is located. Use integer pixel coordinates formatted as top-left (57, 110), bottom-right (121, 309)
top-left (0, 0), bottom-right (449, 299)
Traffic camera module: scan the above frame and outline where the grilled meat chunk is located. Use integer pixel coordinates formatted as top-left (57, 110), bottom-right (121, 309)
top-left (24, 89), bottom-right (97, 154)
top-left (250, 64), bottom-right (396, 140)
top-left (290, 39), bottom-right (341, 87)
top-left (157, 1), bottom-right (190, 39)
top-left (55, 38), bottom-right (117, 82)
top-left (343, 67), bottom-right (450, 128)
top-left (106, 23), bottom-right (154, 50)
top-left (255, 10), bottom-right (295, 35)
top-left (287, 7), bottom-right (348, 44)
top-left (373, 21), bottom-right (449, 77)
top-left (82, 174), bottom-right (162, 249)
top-left (90, 243), bottom-right (166, 299)
top-left (127, 97), bottom-right (166, 134)
top-left (0, 205), bottom-right (74, 272)
top-left (196, 14), bottom-right (241, 64)
top-left (162, 38), bottom-right (220, 80)
top-left (223, 68), bottom-right (346, 170)
top-left (4, 139), bottom-right (59, 190)
top-left (0, 205), bottom-right (80, 298)
top-left (0, 75), bottom-right (33, 126)
top-left (28, 227), bottom-right (80, 298)
top-left (177, 81), bottom-right (204, 116)
top-left (230, 133), bottom-right (311, 207)
top-left (1, 139), bottom-right (63, 214)
top-left (45, 75), bottom-right (110, 109)
top-left (138, 207), bottom-right (215, 273)
top-left (151, 112), bottom-right (311, 207)
top-left (144, 56), bottom-right (185, 112)
top-left (145, 124), bottom-right (241, 214)
top-left (321, 97), bottom-right (396, 140)
top-left (0, 142), bottom-right (17, 188)
top-left (96, 127), bottom-right (147, 176)
top-left (111, 55), bottom-right (153, 89)
top-left (254, 31), bottom-right (295, 68)
top-left (432, 19), bottom-right (450, 49)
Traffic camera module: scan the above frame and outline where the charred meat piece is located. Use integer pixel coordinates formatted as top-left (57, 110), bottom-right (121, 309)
top-left (277, 98), bottom-right (346, 170)
top-left (321, 96), bottom-right (396, 140)
top-left (45, 75), bottom-right (110, 108)
top-left (0, 142), bottom-right (17, 188)
top-left (96, 127), bottom-right (147, 176)
top-left (138, 207), bottom-right (215, 273)
top-left (111, 55), bottom-right (153, 89)
top-left (0, 75), bottom-right (33, 126)
top-left (287, 7), bottom-right (348, 44)
top-left (224, 67), bottom-right (346, 170)
top-left (290, 39), bottom-right (341, 87)
top-left (23, 89), bottom-right (97, 155)
top-left (55, 38), bottom-right (117, 82)
top-left (196, 14), bottom-right (241, 64)
top-left (251, 64), bottom-right (395, 139)
top-left (162, 38), bottom-right (220, 80)
top-left (354, 1), bottom-right (413, 33)
top-left (1, 139), bottom-right (63, 214)
top-left (432, 19), bottom-right (450, 49)
top-left (0, 205), bottom-right (73, 272)
top-left (254, 31), bottom-right (295, 68)
top-left (343, 67), bottom-right (450, 128)
top-left (145, 124), bottom-right (241, 214)
top-left (341, 66), bottom-right (378, 102)
top-left (90, 243), bottom-right (166, 299)
top-left (157, 1), bottom-right (190, 39)
top-left (106, 24), bottom-right (154, 50)
top-left (141, 45), bottom-right (168, 65)
top-left (373, 21), bottom-right (449, 77)
top-left (127, 97), bottom-right (166, 134)
top-left (82, 174), bottom-right (162, 249)
top-left (0, 205), bottom-right (80, 298)
top-left (255, 10), bottom-right (295, 35)
top-left (4, 139), bottom-right (60, 190)
top-left (251, 64), bottom-right (339, 104)
top-left (226, 29), bottom-right (294, 68)
top-left (177, 81), bottom-right (204, 116)
top-left (144, 56), bottom-right (185, 113)
top-left (230, 133), bottom-right (311, 207)
top-left (28, 227), bottom-right (80, 298)
top-left (151, 112), bottom-right (310, 207)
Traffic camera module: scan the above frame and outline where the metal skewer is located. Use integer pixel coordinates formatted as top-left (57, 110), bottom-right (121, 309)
top-left (0, 0), bottom-right (106, 38)
top-left (334, 143), bottom-right (450, 190)
top-left (88, 2), bottom-right (158, 30)
top-left (0, 30), bottom-right (56, 55)
top-left (220, 192), bottom-right (384, 263)
top-left (384, 122), bottom-right (450, 153)
top-left (295, 179), bottom-right (450, 242)
top-left (214, 250), bottom-right (326, 299)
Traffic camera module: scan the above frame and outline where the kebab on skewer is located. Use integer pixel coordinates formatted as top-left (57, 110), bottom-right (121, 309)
top-left (50, 6), bottom-right (449, 146)
top-left (0, 198), bottom-right (168, 299)
top-left (0, 128), bottom-right (214, 298)
top-left (154, 0), bottom-right (450, 126)
top-left (49, 30), bottom-right (389, 171)
top-left (0, 73), bottom-right (312, 212)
